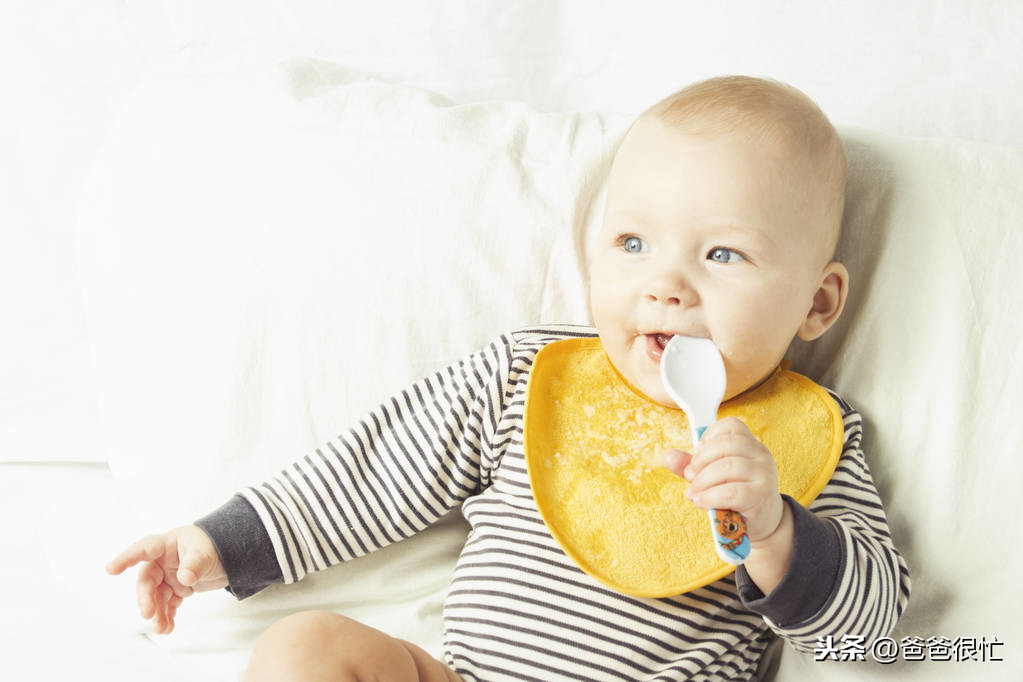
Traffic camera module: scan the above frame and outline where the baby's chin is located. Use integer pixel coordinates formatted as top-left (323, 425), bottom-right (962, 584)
top-left (631, 379), bottom-right (678, 408)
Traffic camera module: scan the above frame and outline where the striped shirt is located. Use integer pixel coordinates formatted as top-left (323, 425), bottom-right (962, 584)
top-left (197, 325), bottom-right (910, 681)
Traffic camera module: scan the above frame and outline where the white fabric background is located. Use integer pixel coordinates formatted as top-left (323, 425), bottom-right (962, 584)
top-left (3, 0), bottom-right (1022, 462)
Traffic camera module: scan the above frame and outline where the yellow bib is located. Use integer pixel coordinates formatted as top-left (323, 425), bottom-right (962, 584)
top-left (523, 337), bottom-right (844, 598)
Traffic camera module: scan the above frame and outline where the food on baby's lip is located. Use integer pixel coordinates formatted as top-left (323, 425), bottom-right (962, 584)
top-left (524, 336), bottom-right (844, 597)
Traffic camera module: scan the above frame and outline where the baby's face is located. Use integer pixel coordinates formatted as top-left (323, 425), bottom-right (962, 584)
top-left (590, 117), bottom-right (835, 405)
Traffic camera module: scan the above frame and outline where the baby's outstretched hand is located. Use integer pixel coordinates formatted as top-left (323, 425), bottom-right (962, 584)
top-left (663, 417), bottom-right (784, 544)
top-left (106, 525), bottom-right (227, 634)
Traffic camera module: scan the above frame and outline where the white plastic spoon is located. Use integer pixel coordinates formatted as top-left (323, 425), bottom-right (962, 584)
top-left (660, 335), bottom-right (751, 565)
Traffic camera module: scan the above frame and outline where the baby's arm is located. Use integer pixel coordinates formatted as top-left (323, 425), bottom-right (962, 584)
top-left (663, 400), bottom-right (910, 649)
top-left (105, 525), bottom-right (227, 634)
top-left (214, 332), bottom-right (514, 589)
top-left (742, 398), bottom-right (910, 650)
top-left (106, 330), bottom-right (519, 630)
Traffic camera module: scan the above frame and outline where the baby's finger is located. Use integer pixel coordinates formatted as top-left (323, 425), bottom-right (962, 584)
top-left (136, 561), bottom-right (165, 619)
top-left (703, 416), bottom-right (752, 439)
top-left (153, 583), bottom-right (174, 634)
top-left (686, 480), bottom-right (748, 511)
top-left (686, 456), bottom-right (752, 493)
top-left (106, 535), bottom-right (168, 575)
top-left (165, 595), bottom-right (183, 632)
top-left (151, 597), bottom-right (165, 633)
top-left (176, 542), bottom-right (209, 588)
top-left (662, 449), bottom-right (693, 478)
top-left (158, 559), bottom-right (194, 600)
top-left (686, 439), bottom-right (759, 482)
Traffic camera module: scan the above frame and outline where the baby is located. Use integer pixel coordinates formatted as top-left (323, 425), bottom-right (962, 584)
top-left (108, 76), bottom-right (909, 681)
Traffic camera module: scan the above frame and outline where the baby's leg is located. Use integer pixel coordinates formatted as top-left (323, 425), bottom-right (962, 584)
top-left (244, 610), bottom-right (462, 682)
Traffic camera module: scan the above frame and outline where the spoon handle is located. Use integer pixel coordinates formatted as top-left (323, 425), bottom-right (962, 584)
top-left (694, 425), bottom-right (751, 565)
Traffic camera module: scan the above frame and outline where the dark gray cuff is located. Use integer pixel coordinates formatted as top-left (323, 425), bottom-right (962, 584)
top-left (735, 495), bottom-right (842, 627)
top-left (195, 494), bottom-right (284, 600)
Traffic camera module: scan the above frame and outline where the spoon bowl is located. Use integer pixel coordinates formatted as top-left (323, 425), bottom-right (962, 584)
top-left (659, 336), bottom-right (726, 437)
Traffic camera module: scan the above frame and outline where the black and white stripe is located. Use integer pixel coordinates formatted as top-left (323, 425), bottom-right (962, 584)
top-left (234, 325), bottom-right (909, 680)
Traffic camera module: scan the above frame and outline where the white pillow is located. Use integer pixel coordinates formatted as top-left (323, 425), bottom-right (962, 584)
top-left (76, 58), bottom-right (627, 655)
top-left (78, 58), bottom-right (629, 519)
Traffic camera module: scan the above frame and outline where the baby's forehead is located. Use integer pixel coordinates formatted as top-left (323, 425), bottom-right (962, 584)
top-left (614, 115), bottom-right (812, 196)
top-left (610, 115), bottom-right (842, 263)
top-left (625, 110), bottom-right (812, 173)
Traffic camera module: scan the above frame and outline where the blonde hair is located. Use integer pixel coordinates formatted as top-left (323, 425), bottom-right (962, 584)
top-left (646, 76), bottom-right (846, 260)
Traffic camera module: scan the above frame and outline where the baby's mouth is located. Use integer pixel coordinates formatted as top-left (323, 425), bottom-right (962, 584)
top-left (642, 331), bottom-right (712, 362)
top-left (643, 333), bottom-right (675, 362)
top-left (652, 333), bottom-right (672, 351)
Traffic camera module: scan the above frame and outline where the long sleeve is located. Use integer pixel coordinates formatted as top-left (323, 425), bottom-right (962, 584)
top-left (198, 332), bottom-right (516, 598)
top-left (735, 392), bottom-right (911, 652)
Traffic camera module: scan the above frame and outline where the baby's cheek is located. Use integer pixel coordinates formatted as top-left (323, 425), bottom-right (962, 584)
top-left (717, 347), bottom-right (762, 394)
top-left (721, 316), bottom-right (789, 385)
top-left (587, 268), bottom-right (615, 315)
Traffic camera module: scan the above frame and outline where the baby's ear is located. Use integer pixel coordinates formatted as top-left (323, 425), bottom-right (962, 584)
top-left (797, 262), bottom-right (849, 341)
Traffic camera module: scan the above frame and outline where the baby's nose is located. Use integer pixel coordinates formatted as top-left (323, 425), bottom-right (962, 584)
top-left (644, 275), bottom-right (698, 307)
top-left (646, 291), bottom-right (687, 306)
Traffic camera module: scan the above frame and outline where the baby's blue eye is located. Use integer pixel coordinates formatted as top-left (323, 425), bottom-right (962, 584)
top-left (707, 247), bottom-right (745, 264)
top-left (622, 236), bottom-right (647, 253)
